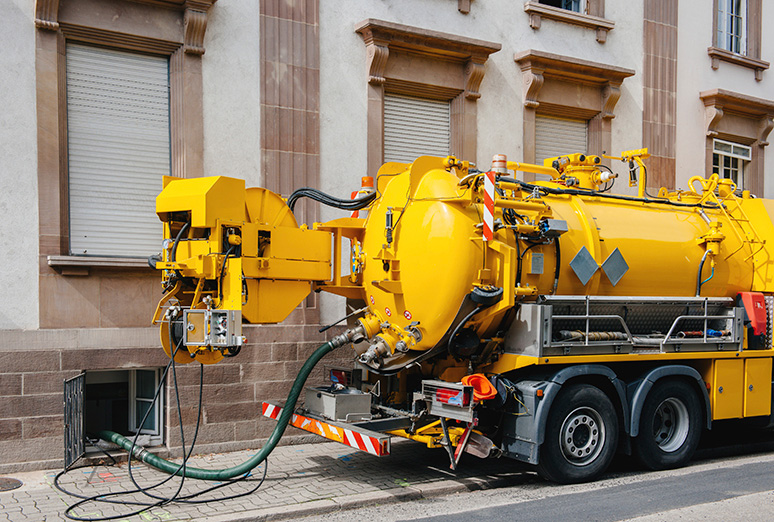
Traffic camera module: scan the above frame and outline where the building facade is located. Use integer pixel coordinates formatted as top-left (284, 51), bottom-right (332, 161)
top-left (0, 0), bottom-right (772, 472)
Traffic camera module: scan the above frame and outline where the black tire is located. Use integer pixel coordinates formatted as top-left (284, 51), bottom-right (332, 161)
top-left (537, 384), bottom-right (619, 484)
top-left (633, 379), bottom-right (702, 471)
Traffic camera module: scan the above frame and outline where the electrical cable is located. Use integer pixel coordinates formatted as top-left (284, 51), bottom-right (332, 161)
top-left (97, 338), bottom-right (339, 480)
top-left (56, 332), bottom-right (269, 521)
top-left (495, 176), bottom-right (719, 209)
top-left (597, 164), bottom-right (616, 193)
top-left (218, 245), bottom-right (235, 302)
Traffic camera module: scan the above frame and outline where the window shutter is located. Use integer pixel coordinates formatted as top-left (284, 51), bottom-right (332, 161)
top-left (384, 94), bottom-right (451, 164)
top-left (66, 44), bottom-right (170, 258)
top-left (535, 115), bottom-right (588, 164)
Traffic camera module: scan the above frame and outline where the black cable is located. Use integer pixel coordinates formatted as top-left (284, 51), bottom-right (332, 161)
top-left (552, 236), bottom-right (561, 295)
top-left (170, 222), bottom-right (190, 263)
top-left (597, 164), bottom-right (616, 193)
top-left (57, 330), bottom-right (269, 520)
top-left (447, 305), bottom-right (483, 353)
top-left (695, 249), bottom-right (710, 297)
top-left (495, 176), bottom-right (719, 209)
top-left (218, 246), bottom-right (235, 302)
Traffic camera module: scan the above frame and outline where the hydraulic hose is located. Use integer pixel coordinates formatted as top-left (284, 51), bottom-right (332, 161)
top-left (695, 250), bottom-right (710, 297)
top-left (97, 327), bottom-right (361, 480)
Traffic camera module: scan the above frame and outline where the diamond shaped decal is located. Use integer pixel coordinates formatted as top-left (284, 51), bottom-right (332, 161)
top-left (570, 246), bottom-right (599, 286)
top-left (601, 247), bottom-right (629, 287)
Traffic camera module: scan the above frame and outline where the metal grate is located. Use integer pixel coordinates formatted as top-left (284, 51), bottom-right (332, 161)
top-left (64, 373), bottom-right (85, 470)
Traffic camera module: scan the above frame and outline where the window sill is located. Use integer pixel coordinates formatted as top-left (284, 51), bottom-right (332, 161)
top-left (523, 2), bottom-right (615, 43)
top-left (708, 47), bottom-right (769, 81)
top-left (48, 255), bottom-right (153, 276)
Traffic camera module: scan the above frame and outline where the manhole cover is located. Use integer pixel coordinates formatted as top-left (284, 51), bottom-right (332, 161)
top-left (0, 477), bottom-right (22, 492)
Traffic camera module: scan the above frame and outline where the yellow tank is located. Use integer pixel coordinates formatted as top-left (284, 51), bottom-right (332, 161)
top-left (348, 152), bottom-right (774, 372)
top-left (152, 149), bottom-right (774, 371)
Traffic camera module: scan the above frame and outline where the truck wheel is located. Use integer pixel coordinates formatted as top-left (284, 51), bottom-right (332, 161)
top-left (633, 379), bottom-right (702, 470)
top-left (537, 384), bottom-right (619, 484)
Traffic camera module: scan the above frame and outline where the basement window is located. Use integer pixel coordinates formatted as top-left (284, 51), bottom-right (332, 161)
top-left (85, 369), bottom-right (164, 447)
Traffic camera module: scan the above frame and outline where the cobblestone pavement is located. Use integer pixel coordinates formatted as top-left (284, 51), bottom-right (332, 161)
top-left (0, 439), bottom-right (533, 521)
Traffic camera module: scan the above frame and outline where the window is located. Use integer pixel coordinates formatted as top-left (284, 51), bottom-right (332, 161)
top-left (84, 368), bottom-right (164, 446)
top-left (716, 0), bottom-right (745, 54)
top-left (514, 50), bottom-right (634, 168)
top-left (535, 115), bottom-right (588, 165)
top-left (384, 95), bottom-right (451, 163)
top-left (712, 139), bottom-right (751, 190)
top-left (708, 0), bottom-right (768, 80)
top-left (700, 89), bottom-right (774, 196)
top-left (355, 19), bottom-right (500, 175)
top-left (66, 44), bottom-right (170, 258)
top-left (540, 0), bottom-right (586, 13)
top-left (524, 1), bottom-right (613, 43)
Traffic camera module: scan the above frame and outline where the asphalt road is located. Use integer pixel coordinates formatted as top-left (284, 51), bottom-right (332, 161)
top-left (307, 430), bottom-right (774, 522)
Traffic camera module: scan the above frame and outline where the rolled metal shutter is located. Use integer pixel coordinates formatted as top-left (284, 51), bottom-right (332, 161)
top-left (384, 94), bottom-right (450, 164)
top-left (535, 115), bottom-right (588, 164)
top-left (66, 44), bottom-right (170, 257)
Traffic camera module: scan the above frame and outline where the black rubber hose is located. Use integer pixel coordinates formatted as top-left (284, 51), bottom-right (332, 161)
top-left (170, 222), bottom-right (190, 263)
top-left (287, 188), bottom-right (377, 212)
top-left (695, 250), bottom-right (710, 297)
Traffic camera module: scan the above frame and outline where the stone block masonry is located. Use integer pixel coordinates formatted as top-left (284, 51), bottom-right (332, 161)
top-left (0, 323), bottom-right (354, 473)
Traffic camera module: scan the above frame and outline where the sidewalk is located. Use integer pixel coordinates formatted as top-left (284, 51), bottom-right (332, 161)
top-left (0, 438), bottom-right (531, 521)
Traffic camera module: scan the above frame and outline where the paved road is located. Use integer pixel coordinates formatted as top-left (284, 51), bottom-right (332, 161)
top-left (308, 442), bottom-right (774, 521)
top-left (3, 428), bottom-right (774, 521)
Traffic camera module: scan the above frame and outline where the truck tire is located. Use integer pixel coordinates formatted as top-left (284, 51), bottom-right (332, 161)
top-left (633, 379), bottom-right (702, 470)
top-left (537, 384), bottom-right (619, 484)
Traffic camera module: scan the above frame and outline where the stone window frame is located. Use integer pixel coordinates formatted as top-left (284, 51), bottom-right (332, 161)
top-left (514, 50), bottom-right (634, 169)
top-left (34, 0), bottom-right (215, 274)
top-left (524, 1), bottom-right (614, 44)
top-left (708, 0), bottom-right (768, 81)
top-left (700, 89), bottom-right (774, 196)
top-left (354, 19), bottom-right (500, 176)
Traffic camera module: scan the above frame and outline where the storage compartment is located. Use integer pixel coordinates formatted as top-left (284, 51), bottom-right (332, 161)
top-left (304, 386), bottom-right (372, 422)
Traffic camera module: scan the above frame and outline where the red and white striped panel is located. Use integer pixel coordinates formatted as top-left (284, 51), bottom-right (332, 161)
top-left (261, 402), bottom-right (389, 457)
top-left (482, 170), bottom-right (495, 241)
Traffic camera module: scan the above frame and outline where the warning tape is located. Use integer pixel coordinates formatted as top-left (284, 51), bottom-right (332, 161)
top-left (483, 170), bottom-right (495, 241)
top-left (261, 402), bottom-right (389, 457)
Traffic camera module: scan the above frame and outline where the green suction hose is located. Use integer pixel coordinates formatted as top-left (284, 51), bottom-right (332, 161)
top-left (98, 327), bottom-right (359, 481)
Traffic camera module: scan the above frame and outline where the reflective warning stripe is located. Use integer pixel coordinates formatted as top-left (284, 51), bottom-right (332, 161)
top-left (261, 402), bottom-right (388, 456)
top-left (483, 171), bottom-right (495, 241)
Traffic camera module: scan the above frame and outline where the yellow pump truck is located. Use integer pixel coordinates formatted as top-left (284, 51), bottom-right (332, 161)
top-left (144, 149), bottom-right (774, 483)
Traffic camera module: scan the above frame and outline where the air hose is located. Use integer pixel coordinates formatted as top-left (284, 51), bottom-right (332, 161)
top-left (97, 327), bottom-right (363, 481)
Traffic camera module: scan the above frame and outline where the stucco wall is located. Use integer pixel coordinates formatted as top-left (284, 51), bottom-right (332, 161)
top-left (0, 0), bottom-right (39, 329)
top-left (202, 1), bottom-right (262, 187)
top-left (675, 0), bottom-right (774, 194)
top-left (317, 0), bottom-right (645, 320)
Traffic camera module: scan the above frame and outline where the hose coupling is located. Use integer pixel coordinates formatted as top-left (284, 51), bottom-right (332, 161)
top-left (358, 336), bottom-right (391, 365)
top-left (330, 324), bottom-right (367, 349)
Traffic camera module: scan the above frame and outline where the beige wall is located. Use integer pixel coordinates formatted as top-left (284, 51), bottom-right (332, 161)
top-left (0, 0), bottom-right (39, 329)
top-left (2, 0), bottom-right (774, 473)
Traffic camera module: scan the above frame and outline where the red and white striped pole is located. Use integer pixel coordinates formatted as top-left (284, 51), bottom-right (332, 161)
top-left (483, 154), bottom-right (507, 242)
